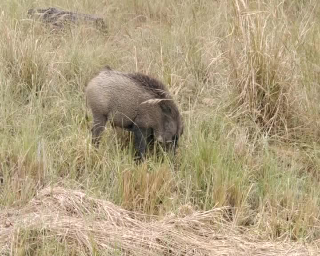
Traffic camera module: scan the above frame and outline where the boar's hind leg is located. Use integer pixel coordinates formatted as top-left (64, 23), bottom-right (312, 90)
top-left (91, 113), bottom-right (107, 147)
top-left (132, 125), bottom-right (151, 161)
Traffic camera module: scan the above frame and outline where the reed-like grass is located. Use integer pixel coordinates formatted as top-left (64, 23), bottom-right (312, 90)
top-left (1, 0), bottom-right (320, 253)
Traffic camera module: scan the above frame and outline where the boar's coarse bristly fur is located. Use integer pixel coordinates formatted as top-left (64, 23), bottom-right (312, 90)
top-left (85, 67), bottom-right (183, 161)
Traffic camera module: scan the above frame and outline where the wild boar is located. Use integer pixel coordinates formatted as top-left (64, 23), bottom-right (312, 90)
top-left (85, 67), bottom-right (183, 160)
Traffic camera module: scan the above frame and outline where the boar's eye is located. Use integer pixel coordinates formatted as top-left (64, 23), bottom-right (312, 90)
top-left (160, 103), bottom-right (172, 115)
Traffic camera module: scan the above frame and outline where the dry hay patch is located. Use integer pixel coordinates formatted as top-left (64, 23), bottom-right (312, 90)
top-left (0, 186), bottom-right (318, 255)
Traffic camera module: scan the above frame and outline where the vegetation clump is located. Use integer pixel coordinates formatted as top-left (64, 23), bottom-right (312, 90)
top-left (1, 0), bottom-right (320, 254)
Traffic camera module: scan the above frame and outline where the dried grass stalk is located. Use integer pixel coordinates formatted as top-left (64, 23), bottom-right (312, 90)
top-left (0, 187), bottom-right (318, 255)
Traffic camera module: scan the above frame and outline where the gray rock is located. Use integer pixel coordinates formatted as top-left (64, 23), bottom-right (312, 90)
top-left (27, 7), bottom-right (107, 32)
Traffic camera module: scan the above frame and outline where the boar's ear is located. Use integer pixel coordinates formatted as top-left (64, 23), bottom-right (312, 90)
top-left (160, 102), bottom-right (172, 115)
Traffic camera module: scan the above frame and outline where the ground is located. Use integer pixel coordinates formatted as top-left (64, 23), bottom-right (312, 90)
top-left (0, 0), bottom-right (320, 255)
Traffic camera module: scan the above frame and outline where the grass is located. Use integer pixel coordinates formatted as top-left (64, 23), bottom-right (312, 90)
top-left (1, 0), bottom-right (320, 254)
top-left (1, 187), bottom-right (317, 255)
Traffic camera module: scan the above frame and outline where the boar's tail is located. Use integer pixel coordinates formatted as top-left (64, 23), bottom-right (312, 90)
top-left (85, 97), bottom-right (89, 124)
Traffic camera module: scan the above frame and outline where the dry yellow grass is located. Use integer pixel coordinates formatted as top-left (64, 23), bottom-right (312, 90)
top-left (1, 187), bottom-right (319, 255)
top-left (1, 0), bottom-right (320, 254)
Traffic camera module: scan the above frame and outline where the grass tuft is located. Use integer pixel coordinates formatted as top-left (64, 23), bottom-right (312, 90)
top-left (1, 0), bottom-right (320, 253)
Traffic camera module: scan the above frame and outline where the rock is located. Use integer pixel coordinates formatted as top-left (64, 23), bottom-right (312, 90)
top-left (27, 7), bottom-right (107, 32)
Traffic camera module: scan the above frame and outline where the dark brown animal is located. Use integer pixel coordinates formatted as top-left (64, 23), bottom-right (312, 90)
top-left (85, 67), bottom-right (183, 160)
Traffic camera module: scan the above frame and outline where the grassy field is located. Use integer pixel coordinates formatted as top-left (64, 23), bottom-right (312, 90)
top-left (1, 0), bottom-right (320, 254)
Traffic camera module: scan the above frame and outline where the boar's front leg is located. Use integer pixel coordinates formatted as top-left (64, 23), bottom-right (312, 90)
top-left (132, 125), bottom-right (152, 161)
top-left (91, 113), bottom-right (107, 147)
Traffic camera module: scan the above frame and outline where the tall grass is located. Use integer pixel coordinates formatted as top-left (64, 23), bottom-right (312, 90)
top-left (1, 0), bottom-right (320, 252)
top-left (225, 0), bottom-right (315, 138)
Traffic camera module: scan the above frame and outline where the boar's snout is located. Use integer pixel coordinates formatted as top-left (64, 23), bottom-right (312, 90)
top-left (159, 134), bottom-right (180, 155)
